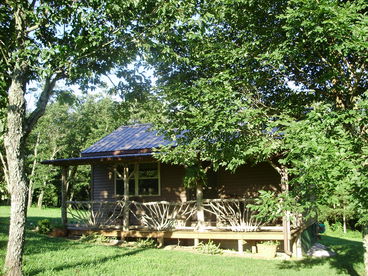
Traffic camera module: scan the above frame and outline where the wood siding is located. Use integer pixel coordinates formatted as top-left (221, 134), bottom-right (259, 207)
top-left (91, 162), bottom-right (280, 202)
top-left (215, 162), bottom-right (280, 198)
top-left (92, 164), bottom-right (114, 200)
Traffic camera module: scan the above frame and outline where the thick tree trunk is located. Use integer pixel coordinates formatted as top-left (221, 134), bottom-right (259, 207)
top-left (364, 227), bottom-right (368, 276)
top-left (4, 70), bottom-right (27, 276)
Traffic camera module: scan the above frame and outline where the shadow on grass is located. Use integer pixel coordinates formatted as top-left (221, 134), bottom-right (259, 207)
top-left (278, 235), bottom-right (363, 276)
top-left (1, 215), bottom-right (123, 256)
top-left (28, 247), bottom-right (146, 275)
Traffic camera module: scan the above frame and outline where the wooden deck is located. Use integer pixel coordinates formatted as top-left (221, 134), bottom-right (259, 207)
top-left (67, 227), bottom-right (302, 254)
top-left (68, 228), bottom-right (296, 240)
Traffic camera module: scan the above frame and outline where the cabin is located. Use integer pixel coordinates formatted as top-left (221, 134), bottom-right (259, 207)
top-left (42, 124), bottom-right (314, 257)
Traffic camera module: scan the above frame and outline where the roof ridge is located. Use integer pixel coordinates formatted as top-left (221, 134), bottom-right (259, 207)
top-left (120, 123), bottom-right (153, 128)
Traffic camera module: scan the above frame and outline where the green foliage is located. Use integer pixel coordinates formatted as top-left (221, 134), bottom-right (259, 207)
top-left (183, 166), bottom-right (208, 188)
top-left (258, 240), bottom-right (280, 246)
top-left (79, 233), bottom-right (109, 244)
top-left (249, 190), bottom-right (303, 223)
top-left (27, 93), bottom-right (160, 206)
top-left (37, 219), bottom-right (53, 234)
top-left (196, 240), bottom-right (223, 255)
top-left (135, 238), bottom-right (157, 248)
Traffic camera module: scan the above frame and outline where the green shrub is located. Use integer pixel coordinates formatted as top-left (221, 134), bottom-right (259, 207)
top-left (135, 238), bottom-right (157, 248)
top-left (37, 219), bottom-right (53, 234)
top-left (330, 222), bottom-right (343, 232)
top-left (258, 240), bottom-right (280, 246)
top-left (196, 240), bottom-right (223, 255)
top-left (79, 233), bottom-right (109, 244)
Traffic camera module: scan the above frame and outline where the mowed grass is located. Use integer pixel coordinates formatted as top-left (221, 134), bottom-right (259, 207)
top-left (0, 206), bottom-right (365, 276)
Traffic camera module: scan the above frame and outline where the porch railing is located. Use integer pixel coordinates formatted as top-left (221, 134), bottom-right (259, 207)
top-left (66, 199), bottom-right (301, 231)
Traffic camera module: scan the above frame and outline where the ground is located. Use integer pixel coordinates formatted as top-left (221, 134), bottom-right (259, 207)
top-left (0, 206), bottom-right (365, 276)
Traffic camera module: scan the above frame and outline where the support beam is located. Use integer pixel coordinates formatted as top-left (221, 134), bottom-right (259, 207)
top-left (292, 235), bottom-right (303, 258)
top-left (238, 239), bottom-right (244, 254)
top-left (196, 184), bottom-right (205, 231)
top-left (157, 237), bottom-right (164, 248)
top-left (278, 164), bottom-right (292, 256)
top-left (194, 238), bottom-right (200, 247)
top-left (123, 165), bottom-right (130, 231)
top-left (61, 166), bottom-right (68, 226)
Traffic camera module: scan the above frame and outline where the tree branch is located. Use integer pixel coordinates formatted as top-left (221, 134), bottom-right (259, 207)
top-left (25, 24), bottom-right (40, 33)
top-left (0, 149), bottom-right (9, 190)
top-left (24, 75), bottom-right (59, 137)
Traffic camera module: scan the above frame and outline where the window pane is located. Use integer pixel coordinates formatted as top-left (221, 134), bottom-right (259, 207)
top-left (138, 163), bottom-right (158, 178)
top-left (116, 165), bottom-right (135, 179)
top-left (129, 179), bottom-right (135, 196)
top-left (116, 179), bottom-right (124, 195)
top-left (116, 179), bottom-right (136, 196)
top-left (138, 179), bottom-right (159, 195)
top-left (116, 166), bottom-right (124, 179)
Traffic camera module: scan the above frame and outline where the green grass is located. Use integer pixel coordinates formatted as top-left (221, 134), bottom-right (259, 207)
top-left (0, 206), bottom-right (365, 275)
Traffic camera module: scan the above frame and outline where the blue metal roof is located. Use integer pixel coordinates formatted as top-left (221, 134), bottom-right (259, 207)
top-left (82, 124), bottom-right (172, 155)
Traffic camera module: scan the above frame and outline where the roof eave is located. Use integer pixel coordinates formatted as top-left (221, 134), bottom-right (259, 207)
top-left (41, 153), bottom-right (156, 166)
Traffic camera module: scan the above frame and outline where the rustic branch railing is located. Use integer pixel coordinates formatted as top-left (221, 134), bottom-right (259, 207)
top-left (202, 198), bottom-right (262, 232)
top-left (130, 200), bottom-right (197, 231)
top-left (67, 201), bottom-right (128, 228)
top-left (66, 199), bottom-right (301, 231)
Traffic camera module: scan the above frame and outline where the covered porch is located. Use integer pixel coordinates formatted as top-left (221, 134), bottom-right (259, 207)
top-left (42, 155), bottom-right (305, 257)
top-left (64, 197), bottom-right (304, 256)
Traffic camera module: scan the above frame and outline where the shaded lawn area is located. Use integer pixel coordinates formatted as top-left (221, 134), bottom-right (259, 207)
top-left (0, 206), bottom-right (365, 276)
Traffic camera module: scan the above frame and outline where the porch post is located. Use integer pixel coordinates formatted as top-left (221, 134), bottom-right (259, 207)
top-left (292, 235), bottom-right (303, 258)
top-left (123, 165), bottom-right (130, 231)
top-left (196, 184), bottom-right (205, 230)
top-left (280, 166), bottom-right (291, 255)
top-left (237, 239), bottom-right (244, 254)
top-left (61, 166), bottom-right (68, 227)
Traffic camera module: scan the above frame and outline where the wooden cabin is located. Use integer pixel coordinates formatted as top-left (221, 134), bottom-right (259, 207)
top-left (43, 124), bottom-right (313, 257)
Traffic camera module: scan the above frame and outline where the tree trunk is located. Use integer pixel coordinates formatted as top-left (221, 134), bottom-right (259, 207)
top-left (37, 188), bottom-right (44, 209)
top-left (343, 213), bottom-right (347, 234)
top-left (27, 133), bottom-right (40, 208)
top-left (270, 161), bottom-right (292, 256)
top-left (364, 227), bottom-right (368, 276)
top-left (4, 69), bottom-right (27, 275)
top-left (196, 184), bottom-right (205, 230)
top-left (61, 167), bottom-right (68, 226)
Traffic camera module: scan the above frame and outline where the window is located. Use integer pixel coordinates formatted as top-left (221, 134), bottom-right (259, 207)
top-left (115, 163), bottom-right (160, 196)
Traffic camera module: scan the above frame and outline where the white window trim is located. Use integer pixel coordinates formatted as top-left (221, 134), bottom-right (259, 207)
top-left (114, 162), bottom-right (161, 197)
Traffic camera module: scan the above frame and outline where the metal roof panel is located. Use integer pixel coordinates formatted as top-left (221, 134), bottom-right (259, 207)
top-left (82, 124), bottom-right (172, 154)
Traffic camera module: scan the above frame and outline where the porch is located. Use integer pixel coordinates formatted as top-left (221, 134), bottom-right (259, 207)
top-left (64, 198), bottom-right (304, 256)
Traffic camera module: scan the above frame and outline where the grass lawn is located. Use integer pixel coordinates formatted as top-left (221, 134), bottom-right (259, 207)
top-left (0, 206), bottom-right (365, 276)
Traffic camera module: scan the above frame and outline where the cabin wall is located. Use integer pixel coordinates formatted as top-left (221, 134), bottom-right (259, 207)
top-left (92, 165), bottom-right (114, 201)
top-left (215, 162), bottom-right (280, 198)
top-left (91, 162), bottom-right (280, 202)
top-left (91, 163), bottom-right (186, 202)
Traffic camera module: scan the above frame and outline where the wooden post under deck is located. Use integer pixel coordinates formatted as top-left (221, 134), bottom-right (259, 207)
top-left (238, 239), bottom-right (244, 254)
top-left (61, 166), bottom-right (68, 227)
top-left (123, 165), bottom-right (130, 231)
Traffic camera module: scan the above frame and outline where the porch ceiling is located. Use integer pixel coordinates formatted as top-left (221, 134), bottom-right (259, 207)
top-left (41, 153), bottom-right (155, 166)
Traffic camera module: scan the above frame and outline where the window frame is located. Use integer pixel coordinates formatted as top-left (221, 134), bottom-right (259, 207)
top-left (114, 162), bottom-right (161, 197)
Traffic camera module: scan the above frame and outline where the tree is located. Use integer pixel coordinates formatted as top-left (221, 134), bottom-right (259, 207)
top-left (143, 0), bottom-right (367, 270)
top-left (0, 1), bottom-right (155, 274)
